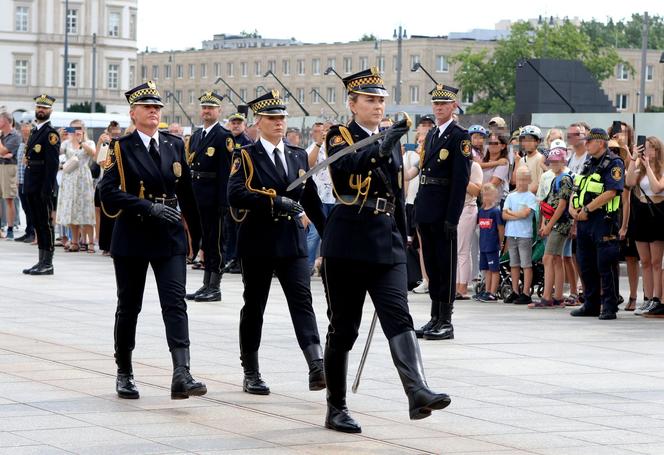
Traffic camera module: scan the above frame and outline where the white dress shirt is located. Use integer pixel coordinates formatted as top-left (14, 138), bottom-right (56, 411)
top-left (437, 118), bottom-right (454, 137)
top-left (260, 136), bottom-right (288, 174)
top-left (137, 129), bottom-right (160, 153)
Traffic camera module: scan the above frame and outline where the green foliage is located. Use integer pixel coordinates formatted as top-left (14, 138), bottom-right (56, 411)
top-left (452, 21), bottom-right (626, 113)
top-left (67, 101), bottom-right (106, 113)
top-left (359, 34), bottom-right (377, 42)
top-left (580, 14), bottom-right (664, 49)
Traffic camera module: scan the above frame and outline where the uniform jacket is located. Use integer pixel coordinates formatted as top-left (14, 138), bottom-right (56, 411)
top-left (188, 122), bottom-right (234, 208)
top-left (227, 139), bottom-right (325, 258)
top-left (320, 120), bottom-right (407, 265)
top-left (23, 121), bottom-right (60, 196)
top-left (98, 130), bottom-right (201, 258)
top-left (414, 121), bottom-right (471, 225)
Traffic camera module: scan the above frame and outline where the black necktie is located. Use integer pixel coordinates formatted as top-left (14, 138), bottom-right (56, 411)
top-left (202, 130), bottom-right (207, 141)
top-left (149, 138), bottom-right (161, 168)
top-left (273, 148), bottom-right (287, 181)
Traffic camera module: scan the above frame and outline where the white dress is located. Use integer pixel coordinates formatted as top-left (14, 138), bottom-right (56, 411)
top-left (55, 139), bottom-right (96, 225)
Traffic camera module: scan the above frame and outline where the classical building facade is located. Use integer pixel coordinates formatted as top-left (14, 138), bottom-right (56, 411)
top-left (0, 0), bottom-right (137, 114)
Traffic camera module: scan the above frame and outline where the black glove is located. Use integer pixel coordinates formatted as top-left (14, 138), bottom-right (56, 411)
top-left (379, 121), bottom-right (410, 157)
top-left (274, 196), bottom-right (304, 216)
top-left (149, 203), bottom-right (181, 224)
top-left (443, 222), bottom-right (457, 239)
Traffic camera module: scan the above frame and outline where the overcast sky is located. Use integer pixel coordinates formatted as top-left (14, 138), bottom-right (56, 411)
top-left (137, 0), bottom-right (661, 52)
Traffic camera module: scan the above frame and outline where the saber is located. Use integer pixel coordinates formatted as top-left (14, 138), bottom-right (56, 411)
top-left (287, 113), bottom-right (412, 191)
top-left (351, 311), bottom-right (378, 393)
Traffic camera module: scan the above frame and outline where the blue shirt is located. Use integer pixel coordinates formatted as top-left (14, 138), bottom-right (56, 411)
top-left (478, 206), bottom-right (503, 252)
top-left (503, 190), bottom-right (539, 238)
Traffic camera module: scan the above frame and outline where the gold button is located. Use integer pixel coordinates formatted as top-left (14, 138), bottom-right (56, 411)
top-left (373, 210), bottom-right (378, 215)
top-left (371, 158), bottom-right (376, 163)
top-left (368, 170), bottom-right (372, 176)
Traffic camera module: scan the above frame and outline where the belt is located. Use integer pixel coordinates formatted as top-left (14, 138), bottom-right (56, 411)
top-left (146, 196), bottom-right (178, 209)
top-left (337, 196), bottom-right (396, 215)
top-left (192, 171), bottom-right (217, 179)
top-left (27, 160), bottom-right (45, 165)
top-left (419, 175), bottom-right (450, 186)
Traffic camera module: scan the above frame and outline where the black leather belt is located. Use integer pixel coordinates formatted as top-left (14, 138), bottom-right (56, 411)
top-left (419, 175), bottom-right (450, 186)
top-left (192, 171), bottom-right (217, 179)
top-left (147, 196), bottom-right (178, 209)
top-left (27, 160), bottom-right (45, 165)
top-left (337, 196), bottom-right (396, 215)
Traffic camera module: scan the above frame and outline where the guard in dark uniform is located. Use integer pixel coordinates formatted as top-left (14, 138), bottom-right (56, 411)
top-left (569, 128), bottom-right (623, 320)
top-left (413, 85), bottom-right (471, 340)
top-left (21, 94), bottom-right (60, 276)
top-left (227, 90), bottom-right (327, 395)
top-left (185, 91), bottom-right (234, 302)
top-left (321, 68), bottom-right (450, 434)
top-left (98, 81), bottom-right (207, 400)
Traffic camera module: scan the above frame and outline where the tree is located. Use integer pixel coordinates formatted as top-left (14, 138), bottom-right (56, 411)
top-left (580, 14), bottom-right (664, 49)
top-left (359, 34), bottom-right (377, 42)
top-left (452, 21), bottom-right (625, 113)
top-left (67, 101), bottom-right (106, 113)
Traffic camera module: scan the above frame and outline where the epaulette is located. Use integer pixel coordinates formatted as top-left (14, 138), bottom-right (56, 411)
top-left (160, 131), bottom-right (184, 142)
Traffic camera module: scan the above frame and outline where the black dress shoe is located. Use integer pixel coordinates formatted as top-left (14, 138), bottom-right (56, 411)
top-left (570, 305), bottom-right (600, 317)
top-left (195, 273), bottom-right (222, 302)
top-left (243, 373), bottom-right (270, 395)
top-left (116, 373), bottom-right (140, 399)
top-left (423, 321), bottom-right (454, 340)
top-left (325, 404), bottom-right (361, 433)
top-left (14, 234), bottom-right (27, 242)
top-left (186, 271), bottom-right (209, 300)
top-left (415, 318), bottom-right (438, 339)
top-left (598, 312), bottom-right (617, 320)
top-left (170, 348), bottom-right (207, 399)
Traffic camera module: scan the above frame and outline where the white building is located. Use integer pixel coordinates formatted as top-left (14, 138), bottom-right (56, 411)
top-left (0, 0), bottom-right (137, 115)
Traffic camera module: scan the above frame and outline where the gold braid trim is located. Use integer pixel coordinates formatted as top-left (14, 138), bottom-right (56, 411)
top-left (229, 148), bottom-right (278, 223)
top-left (418, 142), bottom-right (425, 169)
top-left (101, 141), bottom-right (125, 218)
top-left (329, 126), bottom-right (371, 209)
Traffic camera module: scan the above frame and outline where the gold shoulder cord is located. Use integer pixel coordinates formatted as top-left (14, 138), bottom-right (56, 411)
top-left (100, 141), bottom-right (125, 219)
top-left (330, 126), bottom-right (371, 210)
top-left (229, 148), bottom-right (277, 223)
top-left (418, 142), bottom-right (425, 169)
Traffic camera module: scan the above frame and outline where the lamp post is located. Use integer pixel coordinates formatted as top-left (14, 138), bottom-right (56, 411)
top-left (91, 33), bottom-right (96, 113)
top-left (411, 62), bottom-right (437, 85)
top-left (214, 76), bottom-right (246, 103)
top-left (263, 70), bottom-right (309, 116)
top-left (310, 88), bottom-right (339, 118)
top-left (63, 0), bottom-right (69, 111)
top-left (393, 26), bottom-right (407, 105)
top-left (324, 66), bottom-right (343, 81)
top-left (165, 91), bottom-right (195, 131)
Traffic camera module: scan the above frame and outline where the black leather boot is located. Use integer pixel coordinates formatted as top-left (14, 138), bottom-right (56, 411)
top-left (303, 344), bottom-right (326, 391)
top-left (195, 272), bottom-right (222, 302)
top-left (30, 250), bottom-right (54, 275)
top-left (170, 348), bottom-right (207, 399)
top-left (115, 351), bottom-right (139, 399)
top-left (241, 351), bottom-right (270, 395)
top-left (324, 346), bottom-right (361, 433)
top-left (389, 331), bottom-right (451, 420)
top-left (423, 302), bottom-right (454, 340)
top-left (415, 300), bottom-right (440, 338)
top-left (186, 271), bottom-right (209, 300)
top-left (23, 250), bottom-right (43, 275)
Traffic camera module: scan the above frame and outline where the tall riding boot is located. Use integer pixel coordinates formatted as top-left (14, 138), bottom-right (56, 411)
top-left (30, 250), bottom-right (54, 275)
top-left (324, 346), bottom-right (361, 433)
top-left (195, 272), bottom-right (222, 302)
top-left (388, 331), bottom-right (451, 419)
top-left (170, 348), bottom-right (207, 399)
top-left (115, 351), bottom-right (139, 399)
top-left (303, 344), bottom-right (326, 391)
top-left (415, 300), bottom-right (440, 338)
top-left (423, 302), bottom-right (454, 340)
top-left (186, 271), bottom-right (210, 300)
top-left (23, 249), bottom-right (43, 274)
top-left (241, 351), bottom-right (269, 395)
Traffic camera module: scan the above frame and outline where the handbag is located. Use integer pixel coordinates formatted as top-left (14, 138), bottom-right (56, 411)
top-left (62, 155), bottom-right (80, 174)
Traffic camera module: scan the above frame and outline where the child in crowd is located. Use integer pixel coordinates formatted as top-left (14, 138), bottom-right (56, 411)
top-left (530, 146), bottom-right (574, 308)
top-left (502, 167), bottom-right (539, 305)
top-left (476, 184), bottom-right (504, 302)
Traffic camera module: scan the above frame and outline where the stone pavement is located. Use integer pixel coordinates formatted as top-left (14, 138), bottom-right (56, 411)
top-left (2, 241), bottom-right (664, 455)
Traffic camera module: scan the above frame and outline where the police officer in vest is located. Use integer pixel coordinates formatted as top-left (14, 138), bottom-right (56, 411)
top-left (413, 85), bottom-right (471, 340)
top-left (185, 91), bottom-right (234, 302)
top-left (569, 128), bottom-right (624, 320)
top-left (227, 90), bottom-right (327, 395)
top-left (99, 81), bottom-right (207, 399)
top-left (22, 94), bottom-right (60, 275)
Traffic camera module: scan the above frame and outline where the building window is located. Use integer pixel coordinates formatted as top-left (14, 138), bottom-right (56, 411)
top-left (376, 56), bottom-right (385, 72)
top-left (616, 64), bottom-right (629, 81)
top-left (240, 88), bottom-right (247, 101)
top-left (359, 57), bottom-right (368, 71)
top-left (200, 63), bottom-right (207, 78)
top-left (140, 65), bottom-right (147, 79)
top-left (615, 93), bottom-right (628, 110)
top-left (282, 59), bottom-right (290, 76)
top-left (15, 6), bottom-right (29, 32)
top-left (129, 11), bottom-right (136, 40)
top-left (14, 59), bottom-right (28, 86)
top-left (188, 90), bottom-right (195, 104)
top-left (409, 85), bottom-right (420, 103)
top-left (188, 64), bottom-right (195, 79)
top-left (410, 55), bottom-right (420, 68)
top-left (645, 95), bottom-right (654, 109)
top-left (129, 65), bottom-right (135, 85)
top-left (227, 62), bottom-right (234, 77)
top-left (108, 11), bottom-right (121, 37)
top-left (176, 64), bottom-right (183, 79)
top-left (267, 60), bottom-right (276, 72)
top-left (312, 58), bottom-right (321, 75)
top-left (164, 64), bottom-right (171, 79)
top-left (436, 55), bottom-right (449, 73)
top-left (461, 91), bottom-right (474, 104)
top-left (152, 65), bottom-right (159, 79)
top-left (297, 88), bottom-right (304, 104)
top-left (66, 62), bottom-right (77, 87)
top-left (240, 62), bottom-right (248, 77)
top-left (312, 88), bottom-right (320, 103)
top-left (175, 115), bottom-right (181, 124)
top-left (326, 87), bottom-right (336, 104)
top-left (343, 57), bottom-right (352, 74)
top-left (254, 61), bottom-right (261, 76)
top-left (327, 58), bottom-right (336, 70)
top-left (214, 62), bottom-right (221, 77)
top-left (174, 90), bottom-right (182, 102)
top-left (646, 64), bottom-right (654, 81)
top-left (107, 63), bottom-right (119, 89)
top-left (297, 59), bottom-right (305, 75)
top-left (66, 8), bottom-right (78, 34)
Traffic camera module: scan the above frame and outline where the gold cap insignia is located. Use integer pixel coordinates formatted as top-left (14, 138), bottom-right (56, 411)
top-left (172, 162), bottom-right (182, 178)
top-left (439, 149), bottom-right (449, 161)
top-left (272, 89), bottom-right (280, 98)
top-left (147, 80), bottom-right (156, 89)
top-left (226, 137), bottom-right (234, 152)
top-left (206, 147), bottom-right (215, 157)
top-left (49, 132), bottom-right (59, 145)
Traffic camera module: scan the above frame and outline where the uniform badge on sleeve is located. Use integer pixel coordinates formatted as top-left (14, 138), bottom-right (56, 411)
top-left (226, 137), bottom-right (234, 152)
top-left (330, 135), bottom-right (346, 147)
top-left (230, 157), bottom-right (241, 175)
top-left (611, 166), bottom-right (623, 181)
top-left (34, 144), bottom-right (42, 153)
top-left (206, 147), bottom-right (215, 157)
top-left (172, 162), bottom-right (182, 178)
top-left (439, 149), bottom-right (449, 161)
top-left (461, 140), bottom-right (471, 158)
top-left (49, 132), bottom-right (59, 145)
